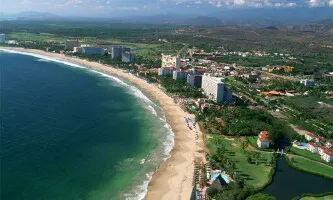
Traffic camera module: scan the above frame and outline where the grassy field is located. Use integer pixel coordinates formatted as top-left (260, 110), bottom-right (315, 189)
top-left (207, 134), bottom-right (274, 189)
top-left (301, 195), bottom-right (333, 200)
top-left (287, 155), bottom-right (333, 179)
top-left (8, 32), bottom-right (67, 42)
top-left (290, 147), bottom-right (333, 167)
top-left (109, 39), bottom-right (183, 58)
top-left (8, 32), bottom-right (183, 59)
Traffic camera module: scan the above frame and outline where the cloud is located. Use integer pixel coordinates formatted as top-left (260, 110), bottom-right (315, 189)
top-left (20, 0), bottom-right (32, 5)
top-left (64, 0), bottom-right (82, 6)
top-left (329, 0), bottom-right (333, 6)
top-left (159, 0), bottom-right (298, 7)
top-left (308, 0), bottom-right (322, 7)
top-left (158, 0), bottom-right (333, 8)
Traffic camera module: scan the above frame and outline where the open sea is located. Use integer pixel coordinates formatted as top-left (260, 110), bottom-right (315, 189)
top-left (0, 50), bottom-right (174, 200)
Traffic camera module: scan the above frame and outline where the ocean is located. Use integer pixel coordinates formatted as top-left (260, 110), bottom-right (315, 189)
top-left (0, 50), bottom-right (174, 200)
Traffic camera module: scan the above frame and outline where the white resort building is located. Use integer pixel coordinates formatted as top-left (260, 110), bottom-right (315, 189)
top-left (201, 73), bottom-right (233, 104)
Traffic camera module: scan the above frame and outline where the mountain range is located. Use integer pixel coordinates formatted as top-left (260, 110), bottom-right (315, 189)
top-left (1, 7), bottom-right (333, 27)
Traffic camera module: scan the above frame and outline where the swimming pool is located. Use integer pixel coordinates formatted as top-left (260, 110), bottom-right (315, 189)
top-left (211, 173), bottom-right (229, 183)
top-left (300, 142), bottom-right (308, 147)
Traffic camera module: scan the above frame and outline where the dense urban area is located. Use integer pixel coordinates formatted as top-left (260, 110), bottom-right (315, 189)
top-left (1, 19), bottom-right (333, 200)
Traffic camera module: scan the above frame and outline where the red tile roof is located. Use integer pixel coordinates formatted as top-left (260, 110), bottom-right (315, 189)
top-left (259, 131), bottom-right (270, 142)
top-left (308, 142), bottom-right (318, 147)
top-left (323, 149), bottom-right (333, 156)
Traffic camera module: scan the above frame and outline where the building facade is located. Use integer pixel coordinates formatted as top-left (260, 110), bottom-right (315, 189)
top-left (307, 143), bottom-right (318, 153)
top-left (112, 47), bottom-right (123, 59)
top-left (122, 52), bottom-right (133, 63)
top-left (173, 70), bottom-right (189, 80)
top-left (81, 47), bottom-right (106, 55)
top-left (158, 67), bottom-right (175, 76)
top-left (161, 54), bottom-right (181, 70)
top-left (187, 74), bottom-right (203, 88)
top-left (65, 40), bottom-right (79, 51)
top-left (73, 47), bottom-right (82, 53)
top-left (0, 33), bottom-right (5, 44)
top-left (321, 150), bottom-right (333, 163)
top-left (201, 73), bottom-right (233, 104)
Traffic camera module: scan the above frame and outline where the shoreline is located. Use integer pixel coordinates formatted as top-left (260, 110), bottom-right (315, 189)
top-left (1, 47), bottom-right (206, 200)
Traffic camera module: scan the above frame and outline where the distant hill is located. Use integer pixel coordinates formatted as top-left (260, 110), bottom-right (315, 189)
top-left (2, 8), bottom-right (333, 27)
top-left (211, 7), bottom-right (333, 26)
top-left (1, 11), bottom-right (60, 20)
top-left (278, 19), bottom-right (333, 34)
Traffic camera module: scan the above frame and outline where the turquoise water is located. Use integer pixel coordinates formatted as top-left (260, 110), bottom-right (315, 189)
top-left (0, 50), bottom-right (173, 200)
top-left (211, 173), bottom-right (229, 183)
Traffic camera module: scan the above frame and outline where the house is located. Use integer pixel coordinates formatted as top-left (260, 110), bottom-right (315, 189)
top-left (307, 142), bottom-right (318, 153)
top-left (317, 145), bottom-right (326, 156)
top-left (304, 133), bottom-right (324, 143)
top-left (321, 149), bottom-right (333, 163)
top-left (305, 133), bottom-right (315, 141)
top-left (257, 131), bottom-right (270, 148)
top-left (326, 140), bottom-right (333, 148)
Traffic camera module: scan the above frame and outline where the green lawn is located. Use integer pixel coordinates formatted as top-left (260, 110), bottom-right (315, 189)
top-left (107, 39), bottom-right (183, 59)
top-left (8, 32), bottom-right (66, 42)
top-left (290, 147), bottom-right (333, 167)
top-left (287, 155), bottom-right (333, 179)
top-left (301, 195), bottom-right (333, 200)
top-left (207, 135), bottom-right (274, 189)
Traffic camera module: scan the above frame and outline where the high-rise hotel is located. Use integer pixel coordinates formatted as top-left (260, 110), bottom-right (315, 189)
top-left (201, 73), bottom-right (233, 104)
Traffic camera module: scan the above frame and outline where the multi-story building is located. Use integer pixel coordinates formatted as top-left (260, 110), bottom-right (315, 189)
top-left (201, 73), bottom-right (233, 104)
top-left (65, 40), bottom-right (79, 51)
top-left (187, 74), bottom-right (203, 88)
top-left (307, 142), bottom-right (318, 153)
top-left (257, 131), bottom-right (270, 148)
top-left (326, 140), bottom-right (333, 148)
top-left (161, 54), bottom-right (181, 70)
top-left (186, 68), bottom-right (208, 87)
top-left (158, 67), bottom-right (175, 76)
top-left (321, 149), bottom-right (333, 163)
top-left (0, 33), bottom-right (5, 44)
top-left (173, 70), bottom-right (189, 80)
top-left (81, 47), bottom-right (106, 55)
top-left (122, 52), bottom-right (133, 63)
top-left (112, 46), bottom-right (123, 59)
top-left (73, 47), bottom-right (82, 53)
top-left (122, 47), bottom-right (131, 54)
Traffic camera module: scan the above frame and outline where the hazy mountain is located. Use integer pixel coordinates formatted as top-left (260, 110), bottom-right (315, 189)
top-left (1, 11), bottom-right (59, 20)
top-left (2, 8), bottom-right (333, 27)
top-left (211, 7), bottom-right (333, 26)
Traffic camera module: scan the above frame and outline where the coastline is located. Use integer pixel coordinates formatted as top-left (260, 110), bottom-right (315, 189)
top-left (0, 47), bottom-right (206, 200)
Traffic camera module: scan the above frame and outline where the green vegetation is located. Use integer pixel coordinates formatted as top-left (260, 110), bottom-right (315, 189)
top-left (286, 155), bottom-right (333, 179)
top-left (207, 135), bottom-right (275, 189)
top-left (160, 76), bottom-right (203, 98)
top-left (278, 96), bottom-right (333, 138)
top-left (8, 32), bottom-right (66, 42)
top-left (300, 195), bottom-right (333, 200)
top-left (289, 147), bottom-right (333, 167)
top-left (246, 193), bottom-right (276, 200)
top-left (199, 106), bottom-right (297, 147)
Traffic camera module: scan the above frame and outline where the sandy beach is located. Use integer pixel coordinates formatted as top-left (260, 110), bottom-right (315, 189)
top-left (1, 47), bottom-right (206, 200)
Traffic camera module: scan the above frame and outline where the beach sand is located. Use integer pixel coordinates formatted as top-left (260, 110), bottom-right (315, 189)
top-left (1, 47), bottom-right (206, 200)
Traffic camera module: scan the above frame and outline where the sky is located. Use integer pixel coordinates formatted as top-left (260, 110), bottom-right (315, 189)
top-left (1, 0), bottom-right (333, 17)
